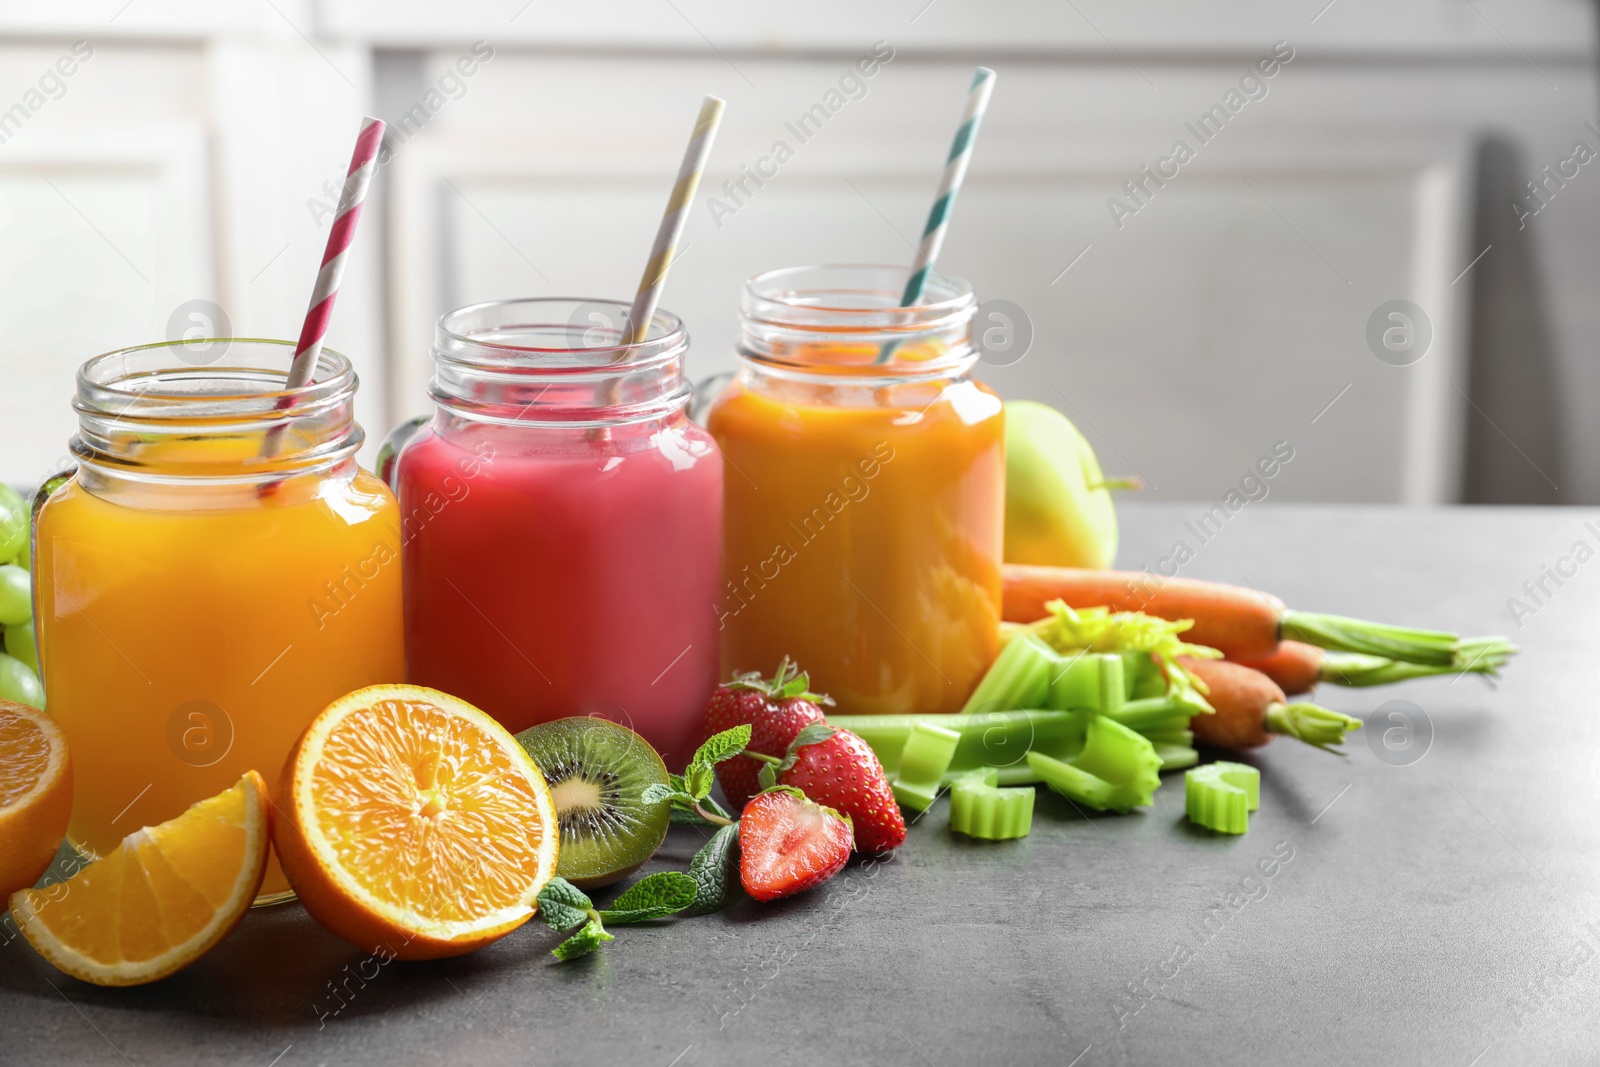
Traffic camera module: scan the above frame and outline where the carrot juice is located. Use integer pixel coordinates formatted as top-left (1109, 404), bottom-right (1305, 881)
top-left (706, 266), bottom-right (1005, 715)
top-left (33, 341), bottom-right (404, 901)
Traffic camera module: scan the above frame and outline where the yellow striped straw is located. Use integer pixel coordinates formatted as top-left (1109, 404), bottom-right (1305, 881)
top-left (622, 94), bottom-right (726, 347)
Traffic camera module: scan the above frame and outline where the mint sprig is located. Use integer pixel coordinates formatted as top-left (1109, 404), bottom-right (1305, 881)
top-left (537, 872), bottom-right (699, 961)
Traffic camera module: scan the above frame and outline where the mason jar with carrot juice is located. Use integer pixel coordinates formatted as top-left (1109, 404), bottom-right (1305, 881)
top-left (33, 339), bottom-right (405, 902)
top-left (706, 265), bottom-right (1004, 715)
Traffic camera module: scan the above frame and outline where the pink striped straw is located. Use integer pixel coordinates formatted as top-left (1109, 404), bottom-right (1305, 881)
top-left (284, 116), bottom-right (385, 393)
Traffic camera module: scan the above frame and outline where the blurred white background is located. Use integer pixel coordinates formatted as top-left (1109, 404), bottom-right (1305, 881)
top-left (0, 0), bottom-right (1595, 504)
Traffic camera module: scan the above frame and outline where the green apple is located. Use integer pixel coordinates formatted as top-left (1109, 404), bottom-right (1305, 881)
top-left (1003, 400), bottom-right (1132, 569)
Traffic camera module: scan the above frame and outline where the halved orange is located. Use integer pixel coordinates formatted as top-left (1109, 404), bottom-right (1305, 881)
top-left (273, 684), bottom-right (559, 960)
top-left (0, 699), bottom-right (73, 900)
top-left (9, 770), bottom-right (270, 987)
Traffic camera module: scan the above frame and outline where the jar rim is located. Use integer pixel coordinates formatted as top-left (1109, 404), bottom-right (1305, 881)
top-left (76, 338), bottom-right (355, 413)
top-left (743, 263), bottom-right (975, 321)
top-left (737, 264), bottom-right (978, 380)
top-left (435, 297), bottom-right (686, 371)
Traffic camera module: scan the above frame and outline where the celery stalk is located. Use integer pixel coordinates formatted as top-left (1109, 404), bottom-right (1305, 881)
top-left (960, 633), bottom-right (1059, 715)
top-left (830, 710), bottom-right (1083, 780)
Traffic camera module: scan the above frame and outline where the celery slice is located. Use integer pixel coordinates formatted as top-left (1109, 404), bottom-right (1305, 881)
top-left (1026, 716), bottom-right (1162, 813)
top-left (1141, 728), bottom-right (1194, 748)
top-left (1184, 761), bottom-right (1260, 834)
top-left (891, 722), bottom-right (962, 812)
top-left (960, 633), bottom-right (1059, 715)
top-left (949, 769), bottom-right (1035, 840)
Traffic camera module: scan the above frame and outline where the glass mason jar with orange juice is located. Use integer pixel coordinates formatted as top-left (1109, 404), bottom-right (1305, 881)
top-left (32, 339), bottom-right (405, 902)
top-left (706, 265), bottom-right (1005, 715)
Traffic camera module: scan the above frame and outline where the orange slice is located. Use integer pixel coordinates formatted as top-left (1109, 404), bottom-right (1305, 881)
top-left (9, 770), bottom-right (270, 986)
top-left (273, 684), bottom-right (559, 960)
top-left (0, 699), bottom-right (73, 900)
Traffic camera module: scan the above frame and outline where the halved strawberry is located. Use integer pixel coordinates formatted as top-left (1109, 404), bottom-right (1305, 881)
top-left (778, 725), bottom-right (907, 855)
top-left (700, 659), bottom-right (830, 811)
top-left (738, 789), bottom-right (853, 902)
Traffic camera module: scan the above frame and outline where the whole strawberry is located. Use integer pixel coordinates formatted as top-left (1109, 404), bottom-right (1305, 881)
top-left (778, 725), bottom-right (906, 855)
top-left (700, 659), bottom-right (831, 811)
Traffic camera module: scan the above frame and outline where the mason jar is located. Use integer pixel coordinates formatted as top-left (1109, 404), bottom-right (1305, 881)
top-left (33, 339), bottom-right (405, 903)
top-left (705, 265), bottom-right (1005, 716)
top-left (389, 298), bottom-right (723, 769)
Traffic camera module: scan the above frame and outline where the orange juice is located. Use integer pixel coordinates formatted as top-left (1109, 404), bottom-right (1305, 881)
top-left (33, 340), bottom-right (404, 901)
top-left (707, 265), bottom-right (1005, 715)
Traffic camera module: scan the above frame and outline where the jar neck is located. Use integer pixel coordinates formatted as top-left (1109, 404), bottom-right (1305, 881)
top-left (431, 298), bottom-right (691, 429)
top-left (736, 264), bottom-right (978, 387)
top-left (71, 340), bottom-right (363, 492)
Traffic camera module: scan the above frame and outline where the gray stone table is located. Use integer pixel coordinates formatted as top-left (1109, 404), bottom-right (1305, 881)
top-left (3, 503), bottom-right (1595, 1066)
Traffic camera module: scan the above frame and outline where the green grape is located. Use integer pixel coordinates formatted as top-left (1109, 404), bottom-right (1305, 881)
top-left (0, 564), bottom-right (29, 626)
top-left (0, 484), bottom-right (25, 565)
top-left (0, 651), bottom-right (43, 709)
top-left (5, 619), bottom-right (37, 673)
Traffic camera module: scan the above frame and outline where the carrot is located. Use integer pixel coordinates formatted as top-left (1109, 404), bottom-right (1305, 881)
top-left (1230, 641), bottom-right (1322, 696)
top-left (1232, 638), bottom-right (1515, 695)
top-left (1002, 563), bottom-right (1513, 671)
top-left (1179, 658), bottom-right (1361, 753)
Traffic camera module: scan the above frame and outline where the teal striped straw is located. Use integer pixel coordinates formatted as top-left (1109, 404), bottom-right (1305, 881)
top-left (877, 66), bottom-right (996, 364)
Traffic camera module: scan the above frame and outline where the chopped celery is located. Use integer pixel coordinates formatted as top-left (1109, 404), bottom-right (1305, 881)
top-left (1185, 761), bottom-right (1260, 834)
top-left (1024, 603), bottom-right (1220, 714)
top-left (891, 722), bottom-right (962, 812)
top-left (949, 769), bottom-right (1035, 840)
top-left (830, 710), bottom-right (1083, 780)
top-left (1048, 652), bottom-right (1125, 715)
top-left (1154, 743), bottom-right (1200, 772)
top-left (960, 633), bottom-right (1059, 715)
top-left (1026, 715), bottom-right (1162, 813)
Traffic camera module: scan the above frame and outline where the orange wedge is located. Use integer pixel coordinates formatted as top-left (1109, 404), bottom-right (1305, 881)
top-left (274, 684), bottom-right (559, 960)
top-left (9, 770), bottom-right (270, 987)
top-left (0, 699), bottom-right (73, 900)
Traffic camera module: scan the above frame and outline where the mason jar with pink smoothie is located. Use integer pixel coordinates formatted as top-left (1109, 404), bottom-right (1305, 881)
top-left (387, 298), bottom-right (723, 767)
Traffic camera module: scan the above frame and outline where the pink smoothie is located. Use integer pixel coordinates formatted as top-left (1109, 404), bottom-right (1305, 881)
top-left (397, 418), bottom-right (723, 768)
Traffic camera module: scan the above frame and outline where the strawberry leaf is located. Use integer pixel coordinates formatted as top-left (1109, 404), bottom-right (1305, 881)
top-left (757, 762), bottom-right (777, 791)
top-left (552, 917), bottom-right (612, 961)
top-left (598, 872), bottom-right (698, 924)
top-left (537, 877), bottom-right (592, 932)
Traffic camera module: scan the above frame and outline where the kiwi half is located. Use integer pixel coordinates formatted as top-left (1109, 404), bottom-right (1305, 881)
top-left (515, 716), bottom-right (671, 889)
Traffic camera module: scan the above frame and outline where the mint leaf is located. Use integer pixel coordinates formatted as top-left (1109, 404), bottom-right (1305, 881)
top-left (670, 805), bottom-right (716, 826)
top-left (640, 783), bottom-right (680, 807)
top-left (686, 762), bottom-right (716, 802)
top-left (691, 724), bottom-right (753, 771)
top-left (686, 823), bottom-right (741, 916)
top-left (598, 871), bottom-right (698, 924)
top-left (757, 762), bottom-right (777, 791)
top-left (552, 917), bottom-right (612, 961)
top-left (536, 877), bottom-right (592, 932)
top-left (781, 722), bottom-right (836, 771)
